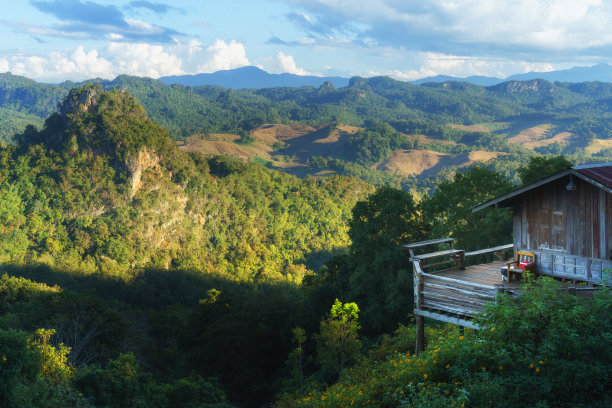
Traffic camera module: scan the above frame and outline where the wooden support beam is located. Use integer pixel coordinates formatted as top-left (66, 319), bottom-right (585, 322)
top-left (415, 315), bottom-right (425, 355)
top-left (422, 300), bottom-right (482, 316)
top-left (415, 264), bottom-right (425, 355)
top-left (495, 286), bottom-right (505, 300)
top-left (415, 309), bottom-right (480, 330)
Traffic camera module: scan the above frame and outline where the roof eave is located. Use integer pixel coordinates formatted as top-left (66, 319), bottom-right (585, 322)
top-left (572, 170), bottom-right (612, 195)
top-left (472, 169), bottom-right (572, 212)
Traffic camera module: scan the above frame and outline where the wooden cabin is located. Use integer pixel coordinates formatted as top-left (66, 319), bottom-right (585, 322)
top-left (473, 162), bottom-right (612, 284)
top-left (407, 162), bottom-right (611, 353)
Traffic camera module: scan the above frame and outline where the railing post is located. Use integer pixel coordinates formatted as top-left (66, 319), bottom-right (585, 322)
top-left (495, 286), bottom-right (505, 300)
top-left (415, 265), bottom-right (425, 355)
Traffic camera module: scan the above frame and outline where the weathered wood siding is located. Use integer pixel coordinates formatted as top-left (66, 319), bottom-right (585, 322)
top-left (512, 176), bottom-right (612, 283)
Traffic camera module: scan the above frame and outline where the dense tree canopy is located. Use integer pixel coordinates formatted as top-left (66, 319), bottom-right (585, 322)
top-left (517, 155), bottom-right (574, 185)
top-left (423, 166), bottom-right (514, 251)
top-left (346, 187), bottom-right (428, 333)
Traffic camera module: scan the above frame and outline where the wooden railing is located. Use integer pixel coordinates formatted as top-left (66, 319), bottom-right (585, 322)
top-left (410, 240), bottom-right (609, 354)
top-left (412, 243), bottom-right (514, 352)
top-left (534, 249), bottom-right (612, 284)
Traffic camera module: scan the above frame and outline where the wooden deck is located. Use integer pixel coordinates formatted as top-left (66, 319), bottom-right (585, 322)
top-left (409, 239), bottom-right (606, 354)
top-left (435, 260), bottom-right (521, 289)
top-left (416, 259), bottom-right (600, 330)
top-left (414, 260), bottom-right (507, 330)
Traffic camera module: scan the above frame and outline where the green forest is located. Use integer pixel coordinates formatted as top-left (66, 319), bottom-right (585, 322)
top-left (0, 84), bottom-right (610, 407)
top-left (2, 72), bottom-right (612, 196)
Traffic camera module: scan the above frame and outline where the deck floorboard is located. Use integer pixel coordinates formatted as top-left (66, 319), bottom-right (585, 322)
top-left (433, 260), bottom-right (523, 289)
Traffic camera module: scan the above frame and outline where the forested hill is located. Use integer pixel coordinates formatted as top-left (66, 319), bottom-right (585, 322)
top-left (1, 84), bottom-right (372, 279)
top-left (2, 72), bottom-right (612, 191)
top-left (0, 85), bottom-right (375, 406)
top-left (2, 72), bottom-right (612, 143)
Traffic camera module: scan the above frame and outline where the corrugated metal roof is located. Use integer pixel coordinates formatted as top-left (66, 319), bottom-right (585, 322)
top-left (574, 163), bottom-right (612, 188)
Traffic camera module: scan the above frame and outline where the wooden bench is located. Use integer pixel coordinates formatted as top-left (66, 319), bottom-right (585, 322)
top-left (501, 250), bottom-right (535, 282)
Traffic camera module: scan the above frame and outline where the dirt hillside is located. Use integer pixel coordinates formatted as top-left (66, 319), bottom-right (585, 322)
top-left (375, 149), bottom-right (503, 178)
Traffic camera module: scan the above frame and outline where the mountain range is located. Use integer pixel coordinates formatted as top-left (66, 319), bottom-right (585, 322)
top-left (2, 69), bottom-right (612, 193)
top-left (159, 66), bottom-right (349, 89)
top-left (159, 63), bottom-right (612, 89)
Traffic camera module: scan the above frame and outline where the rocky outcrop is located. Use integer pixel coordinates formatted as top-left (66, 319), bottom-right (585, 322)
top-left (490, 79), bottom-right (555, 94)
top-left (60, 85), bottom-right (100, 115)
top-left (126, 148), bottom-right (162, 198)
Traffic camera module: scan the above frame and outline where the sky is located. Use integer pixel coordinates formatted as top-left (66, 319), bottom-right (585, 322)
top-left (1, 0), bottom-right (612, 83)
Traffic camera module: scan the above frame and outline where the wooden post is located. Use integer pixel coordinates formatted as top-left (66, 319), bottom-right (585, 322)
top-left (415, 315), bottom-right (425, 355)
top-left (568, 287), bottom-right (576, 296)
top-left (415, 268), bottom-right (425, 355)
top-left (495, 286), bottom-right (505, 300)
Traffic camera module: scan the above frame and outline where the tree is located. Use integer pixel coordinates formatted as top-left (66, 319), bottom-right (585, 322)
top-left (422, 167), bottom-right (513, 251)
top-left (517, 155), bottom-right (573, 185)
top-left (315, 299), bottom-right (361, 379)
top-left (347, 186), bottom-right (427, 333)
top-left (0, 329), bottom-right (40, 408)
top-left (283, 326), bottom-right (309, 391)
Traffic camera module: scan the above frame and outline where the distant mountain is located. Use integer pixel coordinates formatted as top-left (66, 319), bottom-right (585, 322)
top-left (507, 63), bottom-right (612, 83)
top-left (412, 74), bottom-right (503, 86)
top-left (159, 66), bottom-right (350, 89)
top-left (412, 63), bottom-right (612, 86)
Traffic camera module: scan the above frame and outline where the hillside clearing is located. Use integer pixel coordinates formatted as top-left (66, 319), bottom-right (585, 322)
top-left (374, 149), bottom-right (504, 178)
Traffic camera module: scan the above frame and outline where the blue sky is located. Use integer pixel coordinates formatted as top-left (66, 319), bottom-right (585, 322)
top-left (1, 0), bottom-right (612, 82)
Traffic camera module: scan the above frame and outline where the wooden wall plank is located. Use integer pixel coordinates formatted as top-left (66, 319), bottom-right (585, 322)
top-left (567, 184), bottom-right (577, 255)
top-left (584, 183), bottom-right (592, 258)
top-left (507, 175), bottom-right (608, 261)
top-left (513, 209), bottom-right (521, 251)
top-left (607, 193), bottom-right (612, 261)
top-left (600, 191), bottom-right (606, 260)
top-left (522, 196), bottom-right (529, 249)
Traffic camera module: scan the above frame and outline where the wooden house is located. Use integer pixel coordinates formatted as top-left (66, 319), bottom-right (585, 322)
top-left (407, 162), bottom-right (611, 353)
top-left (473, 162), bottom-right (612, 284)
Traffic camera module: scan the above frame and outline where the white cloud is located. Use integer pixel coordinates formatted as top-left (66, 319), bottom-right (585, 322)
top-left (106, 42), bottom-right (184, 78)
top-left (185, 39), bottom-right (203, 57)
top-left (196, 39), bottom-right (249, 73)
top-left (281, 0), bottom-right (612, 58)
top-left (374, 52), bottom-right (556, 81)
top-left (0, 58), bottom-right (9, 73)
top-left (7, 46), bottom-right (114, 82)
top-left (262, 52), bottom-right (311, 75)
top-left (0, 38), bottom-right (253, 81)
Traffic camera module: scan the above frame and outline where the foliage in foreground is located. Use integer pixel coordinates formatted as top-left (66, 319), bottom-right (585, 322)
top-left (275, 278), bottom-right (612, 408)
